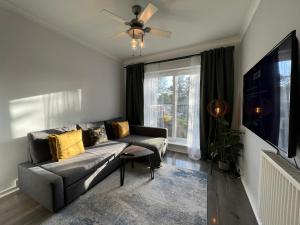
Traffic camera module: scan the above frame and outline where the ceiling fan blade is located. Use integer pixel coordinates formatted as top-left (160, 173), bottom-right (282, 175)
top-left (138, 3), bottom-right (158, 24)
top-left (101, 9), bottom-right (127, 25)
top-left (113, 31), bottom-right (128, 39)
top-left (149, 28), bottom-right (172, 38)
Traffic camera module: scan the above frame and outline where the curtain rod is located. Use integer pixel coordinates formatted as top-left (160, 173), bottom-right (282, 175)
top-left (123, 53), bottom-right (201, 69)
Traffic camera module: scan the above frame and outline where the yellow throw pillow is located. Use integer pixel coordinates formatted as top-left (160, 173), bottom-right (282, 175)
top-left (112, 121), bottom-right (130, 138)
top-left (48, 130), bottom-right (85, 161)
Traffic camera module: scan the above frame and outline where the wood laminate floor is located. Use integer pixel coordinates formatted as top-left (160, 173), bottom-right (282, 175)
top-left (0, 151), bottom-right (258, 225)
top-left (165, 151), bottom-right (258, 225)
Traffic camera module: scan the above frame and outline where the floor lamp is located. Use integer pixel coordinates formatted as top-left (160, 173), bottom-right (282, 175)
top-left (207, 99), bottom-right (229, 174)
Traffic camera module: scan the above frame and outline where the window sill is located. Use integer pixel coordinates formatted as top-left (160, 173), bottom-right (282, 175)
top-left (168, 140), bottom-right (187, 147)
top-left (168, 138), bottom-right (187, 146)
top-left (167, 143), bottom-right (187, 154)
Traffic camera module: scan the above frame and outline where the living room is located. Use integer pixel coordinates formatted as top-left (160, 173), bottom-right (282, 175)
top-left (0, 0), bottom-right (300, 225)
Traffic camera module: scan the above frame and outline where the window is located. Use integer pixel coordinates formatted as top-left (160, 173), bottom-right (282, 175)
top-left (144, 57), bottom-right (200, 146)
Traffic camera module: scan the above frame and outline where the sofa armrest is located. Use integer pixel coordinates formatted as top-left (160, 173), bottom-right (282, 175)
top-left (18, 162), bottom-right (64, 212)
top-left (130, 125), bottom-right (168, 138)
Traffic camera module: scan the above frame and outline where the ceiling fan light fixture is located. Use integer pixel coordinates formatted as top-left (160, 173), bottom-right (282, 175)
top-left (131, 38), bottom-right (138, 50)
top-left (139, 40), bottom-right (144, 49)
top-left (139, 36), bottom-right (145, 49)
top-left (127, 28), bottom-right (144, 39)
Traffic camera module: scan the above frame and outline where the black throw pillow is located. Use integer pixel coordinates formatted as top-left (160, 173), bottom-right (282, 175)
top-left (81, 130), bottom-right (92, 147)
top-left (104, 117), bottom-right (124, 139)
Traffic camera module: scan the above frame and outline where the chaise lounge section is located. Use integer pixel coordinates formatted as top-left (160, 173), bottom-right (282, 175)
top-left (18, 119), bottom-right (168, 212)
top-left (116, 125), bottom-right (168, 167)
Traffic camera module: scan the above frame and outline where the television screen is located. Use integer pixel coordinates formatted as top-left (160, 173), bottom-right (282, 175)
top-left (243, 31), bottom-right (298, 157)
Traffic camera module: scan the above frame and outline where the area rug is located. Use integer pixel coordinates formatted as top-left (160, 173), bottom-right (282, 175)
top-left (42, 163), bottom-right (207, 225)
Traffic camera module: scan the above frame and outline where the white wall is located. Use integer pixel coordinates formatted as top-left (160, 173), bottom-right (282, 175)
top-left (0, 8), bottom-right (124, 194)
top-left (236, 0), bottom-right (300, 220)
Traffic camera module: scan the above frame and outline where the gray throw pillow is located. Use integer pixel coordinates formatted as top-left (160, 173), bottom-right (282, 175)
top-left (88, 125), bottom-right (108, 146)
top-left (76, 121), bottom-right (104, 147)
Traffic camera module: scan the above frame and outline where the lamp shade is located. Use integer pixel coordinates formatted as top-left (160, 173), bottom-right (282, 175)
top-left (207, 99), bottom-right (229, 118)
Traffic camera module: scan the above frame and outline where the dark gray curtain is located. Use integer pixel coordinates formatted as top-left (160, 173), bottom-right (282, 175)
top-left (126, 63), bottom-right (145, 125)
top-left (200, 46), bottom-right (234, 158)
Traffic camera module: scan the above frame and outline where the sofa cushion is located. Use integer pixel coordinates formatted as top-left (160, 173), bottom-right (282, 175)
top-left (85, 141), bottom-right (128, 158)
top-left (130, 125), bottom-right (168, 138)
top-left (76, 121), bottom-right (104, 130)
top-left (117, 135), bottom-right (165, 148)
top-left (117, 135), bottom-right (167, 167)
top-left (40, 141), bottom-right (127, 187)
top-left (40, 152), bottom-right (108, 187)
top-left (27, 125), bottom-right (77, 164)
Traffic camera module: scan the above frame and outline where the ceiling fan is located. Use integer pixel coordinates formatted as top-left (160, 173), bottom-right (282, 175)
top-left (101, 3), bottom-right (172, 52)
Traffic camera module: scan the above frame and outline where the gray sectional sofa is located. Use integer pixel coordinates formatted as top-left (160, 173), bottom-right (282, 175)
top-left (18, 119), bottom-right (168, 212)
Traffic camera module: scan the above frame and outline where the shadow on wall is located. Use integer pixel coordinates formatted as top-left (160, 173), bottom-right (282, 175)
top-left (0, 89), bottom-right (82, 192)
top-left (9, 89), bottom-right (82, 138)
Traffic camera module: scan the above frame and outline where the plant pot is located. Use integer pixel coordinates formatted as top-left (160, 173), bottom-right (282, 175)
top-left (218, 160), bottom-right (230, 171)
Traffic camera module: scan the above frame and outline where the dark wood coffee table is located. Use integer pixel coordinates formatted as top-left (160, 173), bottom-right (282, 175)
top-left (120, 145), bottom-right (154, 186)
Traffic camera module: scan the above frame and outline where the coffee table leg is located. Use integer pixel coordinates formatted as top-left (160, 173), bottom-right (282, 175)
top-left (148, 155), bottom-right (154, 180)
top-left (120, 160), bottom-right (122, 186)
top-left (120, 159), bottom-right (125, 186)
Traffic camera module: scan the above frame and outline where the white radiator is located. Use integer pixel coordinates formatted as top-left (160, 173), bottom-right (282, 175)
top-left (259, 151), bottom-right (300, 225)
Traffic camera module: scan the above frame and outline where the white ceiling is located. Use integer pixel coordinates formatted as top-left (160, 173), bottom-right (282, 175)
top-left (1, 0), bottom-right (255, 61)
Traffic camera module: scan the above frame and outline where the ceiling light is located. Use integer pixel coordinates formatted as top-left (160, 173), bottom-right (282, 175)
top-left (131, 38), bottom-right (138, 50)
top-left (139, 40), bottom-right (144, 49)
top-left (139, 37), bottom-right (145, 49)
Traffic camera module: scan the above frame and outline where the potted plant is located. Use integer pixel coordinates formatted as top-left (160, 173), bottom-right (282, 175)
top-left (209, 118), bottom-right (244, 173)
top-left (207, 99), bottom-right (244, 174)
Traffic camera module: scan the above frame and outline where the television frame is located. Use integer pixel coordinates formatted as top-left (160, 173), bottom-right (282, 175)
top-left (242, 30), bottom-right (299, 158)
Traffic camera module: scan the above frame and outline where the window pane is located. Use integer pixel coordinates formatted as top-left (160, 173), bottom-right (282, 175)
top-left (144, 61), bottom-right (200, 146)
top-left (157, 76), bottom-right (173, 137)
top-left (176, 75), bottom-right (190, 139)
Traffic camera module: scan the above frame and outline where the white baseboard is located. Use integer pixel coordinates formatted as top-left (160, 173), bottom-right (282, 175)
top-left (0, 186), bottom-right (19, 199)
top-left (241, 178), bottom-right (262, 225)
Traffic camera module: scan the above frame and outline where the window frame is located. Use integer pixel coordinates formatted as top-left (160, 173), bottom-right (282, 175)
top-left (144, 64), bottom-right (200, 146)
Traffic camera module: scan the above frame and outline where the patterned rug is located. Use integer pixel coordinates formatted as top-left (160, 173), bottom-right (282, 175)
top-left (42, 163), bottom-right (207, 225)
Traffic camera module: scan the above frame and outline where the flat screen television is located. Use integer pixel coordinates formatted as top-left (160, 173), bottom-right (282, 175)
top-left (243, 31), bottom-right (298, 158)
